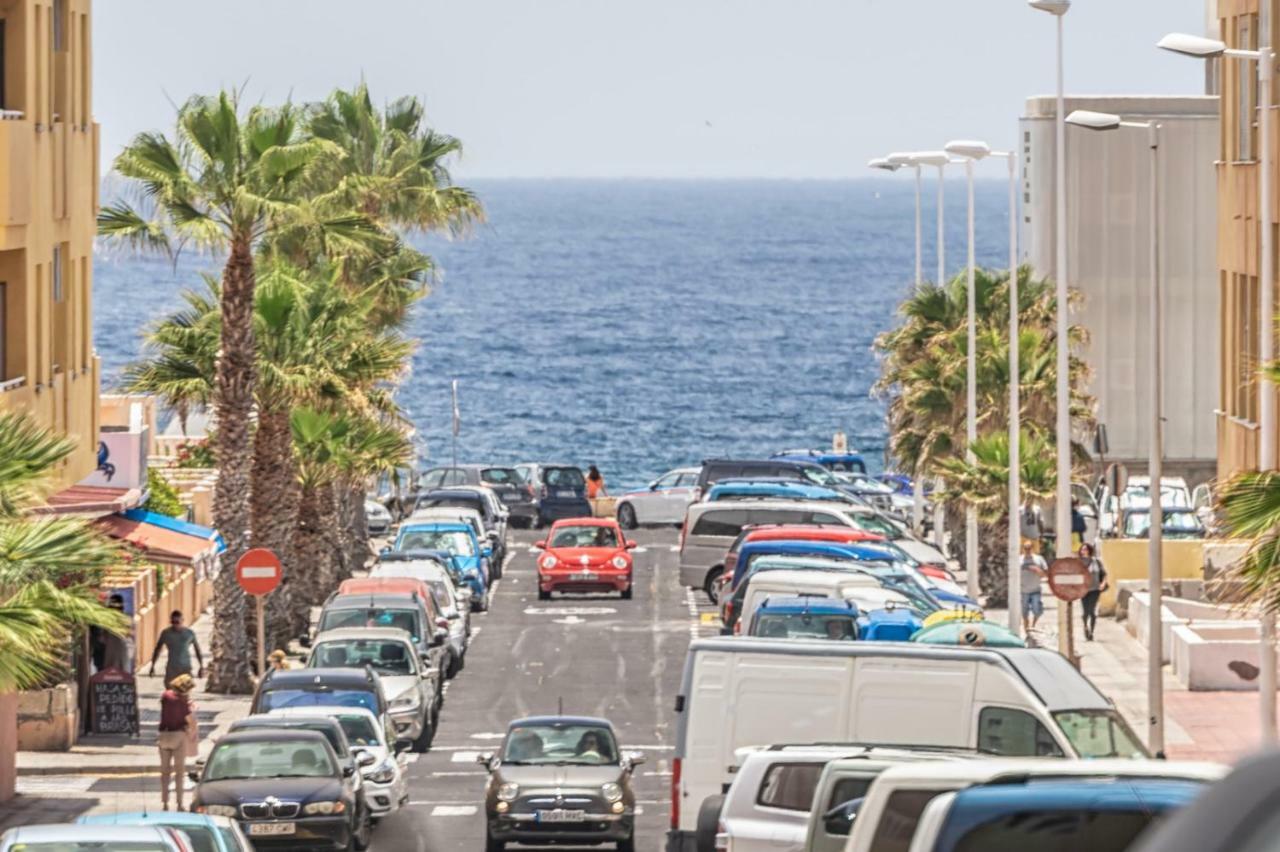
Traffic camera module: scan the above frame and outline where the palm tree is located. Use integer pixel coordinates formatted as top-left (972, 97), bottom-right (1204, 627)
top-left (99, 91), bottom-right (385, 692)
top-left (0, 413), bottom-right (128, 691)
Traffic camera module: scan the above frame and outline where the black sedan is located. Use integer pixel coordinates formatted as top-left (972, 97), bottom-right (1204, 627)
top-left (192, 729), bottom-right (371, 851)
top-left (478, 715), bottom-right (644, 851)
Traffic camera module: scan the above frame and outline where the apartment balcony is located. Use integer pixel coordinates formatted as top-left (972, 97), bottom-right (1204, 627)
top-left (0, 116), bottom-right (32, 240)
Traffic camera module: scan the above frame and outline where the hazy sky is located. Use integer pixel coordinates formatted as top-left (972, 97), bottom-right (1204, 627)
top-left (95, 1), bottom-right (1209, 179)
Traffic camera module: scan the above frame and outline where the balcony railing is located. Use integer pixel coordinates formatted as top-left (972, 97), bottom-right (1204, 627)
top-left (0, 376), bottom-right (27, 393)
top-left (0, 110), bottom-right (23, 120)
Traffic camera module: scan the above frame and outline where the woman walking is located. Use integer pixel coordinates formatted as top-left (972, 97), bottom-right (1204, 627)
top-left (586, 465), bottom-right (608, 499)
top-left (157, 673), bottom-right (197, 810)
top-left (1079, 542), bottom-right (1109, 641)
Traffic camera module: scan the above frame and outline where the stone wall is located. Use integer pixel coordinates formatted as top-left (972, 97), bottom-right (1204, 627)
top-left (16, 683), bottom-right (79, 751)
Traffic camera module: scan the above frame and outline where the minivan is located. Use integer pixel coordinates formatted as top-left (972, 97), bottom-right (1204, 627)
top-left (665, 638), bottom-right (1149, 851)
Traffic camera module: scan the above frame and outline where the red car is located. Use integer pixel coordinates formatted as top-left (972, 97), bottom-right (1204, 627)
top-left (535, 518), bottom-right (637, 600)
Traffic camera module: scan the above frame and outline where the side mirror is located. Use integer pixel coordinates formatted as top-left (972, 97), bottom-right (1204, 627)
top-left (380, 546), bottom-right (391, 556)
top-left (476, 752), bottom-right (494, 768)
top-left (534, 540), bottom-right (547, 550)
top-left (488, 530), bottom-right (500, 540)
top-left (436, 617), bottom-right (450, 629)
top-left (626, 750), bottom-right (646, 768)
top-left (356, 750), bottom-right (377, 768)
top-left (431, 629), bottom-right (448, 647)
top-left (187, 770), bottom-right (201, 783)
top-left (342, 764), bottom-right (356, 777)
top-left (482, 546), bottom-right (493, 559)
top-left (625, 540), bottom-right (638, 550)
top-left (648, 481), bottom-right (659, 491)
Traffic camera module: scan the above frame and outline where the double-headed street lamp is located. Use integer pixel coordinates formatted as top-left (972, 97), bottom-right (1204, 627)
top-left (1029, 0), bottom-right (1073, 657)
top-left (945, 141), bottom-right (1022, 629)
top-left (1066, 108), bottom-right (1165, 755)
top-left (1159, 30), bottom-right (1278, 743)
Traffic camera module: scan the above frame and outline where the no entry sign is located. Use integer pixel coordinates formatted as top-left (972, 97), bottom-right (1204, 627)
top-left (1048, 557), bottom-right (1092, 602)
top-left (236, 548), bottom-right (282, 596)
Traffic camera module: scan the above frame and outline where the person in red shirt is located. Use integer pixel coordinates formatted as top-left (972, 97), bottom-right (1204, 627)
top-left (157, 673), bottom-right (196, 810)
top-left (586, 465), bottom-right (608, 499)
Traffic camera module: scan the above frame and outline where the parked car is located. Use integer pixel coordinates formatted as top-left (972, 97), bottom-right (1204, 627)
top-left (250, 667), bottom-right (393, 745)
top-left (478, 715), bottom-right (644, 852)
top-left (746, 595), bottom-right (863, 640)
top-left (1119, 507), bottom-right (1207, 540)
top-left (77, 812), bottom-right (253, 852)
top-left (534, 518), bottom-right (637, 600)
top-left (314, 591), bottom-right (450, 691)
top-left (337, 576), bottom-right (458, 678)
top-left (0, 825), bottom-right (195, 852)
top-left (719, 525), bottom-right (886, 599)
top-left (614, 466), bottom-right (700, 529)
top-left (368, 555), bottom-right (471, 675)
top-left (227, 714), bottom-right (366, 791)
top-left (665, 639), bottom-right (1149, 849)
top-left (404, 506), bottom-right (503, 578)
top-left (514, 463), bottom-right (593, 527)
top-left (705, 479), bottom-right (857, 504)
top-left (305, 628), bottom-right (440, 751)
top-left (770, 449), bottom-right (868, 474)
top-left (269, 706), bottom-right (408, 820)
top-left (843, 758), bottom-right (1222, 852)
top-left (694, 458), bottom-right (834, 497)
top-left (417, 464), bottom-right (538, 527)
top-left (190, 728), bottom-right (370, 851)
top-left (408, 487), bottom-right (508, 571)
top-left (393, 521), bottom-right (491, 610)
top-left (364, 500), bottom-right (392, 537)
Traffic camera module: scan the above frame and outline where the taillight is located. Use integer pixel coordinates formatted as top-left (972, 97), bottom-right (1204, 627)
top-left (671, 757), bottom-right (681, 829)
top-left (715, 823), bottom-right (731, 851)
top-left (733, 617), bottom-right (741, 635)
top-left (724, 600), bottom-right (734, 625)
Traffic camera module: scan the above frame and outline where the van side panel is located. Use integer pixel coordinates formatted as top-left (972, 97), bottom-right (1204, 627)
top-left (727, 655), bottom-right (853, 770)
top-left (851, 658), bottom-right (976, 747)
top-left (683, 651), bottom-right (732, 830)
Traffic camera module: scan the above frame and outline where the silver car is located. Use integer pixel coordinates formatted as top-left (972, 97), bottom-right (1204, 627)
top-left (614, 466), bottom-right (699, 529)
top-left (371, 557), bottom-right (471, 676)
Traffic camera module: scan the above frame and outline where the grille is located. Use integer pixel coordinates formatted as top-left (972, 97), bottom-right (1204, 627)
top-left (241, 801), bottom-right (300, 819)
top-left (241, 803), bottom-right (270, 819)
top-left (273, 802), bottom-right (300, 818)
top-left (522, 795), bottom-right (598, 809)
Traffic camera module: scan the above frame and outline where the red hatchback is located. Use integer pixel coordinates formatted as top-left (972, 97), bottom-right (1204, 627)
top-left (535, 518), bottom-right (637, 600)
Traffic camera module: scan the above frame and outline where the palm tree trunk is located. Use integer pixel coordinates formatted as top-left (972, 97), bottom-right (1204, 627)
top-left (346, 481), bottom-right (371, 575)
top-left (207, 235), bottom-right (257, 694)
top-left (288, 482), bottom-right (329, 639)
top-left (251, 406), bottom-right (299, 652)
top-left (977, 517), bottom-right (1011, 607)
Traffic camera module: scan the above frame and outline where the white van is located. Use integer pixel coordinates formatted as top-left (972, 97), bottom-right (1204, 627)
top-left (738, 570), bottom-right (908, 635)
top-left (665, 638), bottom-right (1148, 851)
top-left (846, 757), bottom-right (1224, 852)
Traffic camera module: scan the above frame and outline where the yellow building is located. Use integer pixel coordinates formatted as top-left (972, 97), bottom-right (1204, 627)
top-left (0, 0), bottom-right (99, 485)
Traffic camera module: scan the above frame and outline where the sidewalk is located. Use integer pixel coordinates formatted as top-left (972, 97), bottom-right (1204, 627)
top-left (16, 609), bottom-right (253, 777)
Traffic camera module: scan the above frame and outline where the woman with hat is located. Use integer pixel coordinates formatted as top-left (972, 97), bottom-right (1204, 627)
top-left (157, 673), bottom-right (196, 810)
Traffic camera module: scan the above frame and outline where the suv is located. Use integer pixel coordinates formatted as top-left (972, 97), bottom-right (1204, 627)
top-left (418, 465), bottom-right (537, 527)
top-left (314, 591), bottom-right (450, 689)
top-left (514, 463), bottom-right (592, 527)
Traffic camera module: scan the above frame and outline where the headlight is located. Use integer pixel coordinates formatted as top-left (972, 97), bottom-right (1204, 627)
top-left (366, 759), bottom-right (397, 784)
top-left (601, 782), bottom-right (623, 803)
top-left (540, 555), bottom-right (558, 569)
top-left (611, 556), bottom-right (629, 569)
top-left (303, 800), bottom-right (346, 815)
top-left (497, 782), bottom-right (520, 802)
top-left (390, 692), bottom-right (421, 712)
top-left (196, 804), bottom-right (237, 817)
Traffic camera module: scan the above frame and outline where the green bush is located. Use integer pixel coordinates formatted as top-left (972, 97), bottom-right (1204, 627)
top-left (143, 468), bottom-right (187, 519)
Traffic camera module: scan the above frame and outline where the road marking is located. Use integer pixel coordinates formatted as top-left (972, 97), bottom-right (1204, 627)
top-left (430, 805), bottom-right (478, 817)
top-left (16, 776), bottom-right (96, 794)
top-left (631, 546), bottom-right (649, 553)
top-left (469, 732), bottom-right (506, 739)
top-left (523, 606), bottom-right (617, 616)
top-left (451, 750), bottom-right (483, 763)
top-left (402, 753), bottom-right (420, 764)
top-left (553, 615), bottom-right (586, 625)
top-left (668, 545), bottom-right (680, 552)
top-left (700, 613), bottom-right (718, 624)
top-left (430, 771), bottom-right (487, 777)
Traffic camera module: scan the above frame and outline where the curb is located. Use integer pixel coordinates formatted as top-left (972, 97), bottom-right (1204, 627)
top-left (18, 764), bottom-right (160, 777)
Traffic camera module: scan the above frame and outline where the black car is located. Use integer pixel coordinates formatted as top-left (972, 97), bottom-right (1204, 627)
top-left (251, 668), bottom-right (396, 747)
top-left (514, 463), bottom-right (593, 527)
top-left (191, 729), bottom-right (370, 851)
top-left (479, 715), bottom-right (644, 852)
top-left (418, 465), bottom-right (538, 527)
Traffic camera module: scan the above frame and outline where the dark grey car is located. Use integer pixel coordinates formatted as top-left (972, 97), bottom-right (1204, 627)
top-left (479, 715), bottom-right (644, 852)
top-left (417, 465), bottom-right (538, 527)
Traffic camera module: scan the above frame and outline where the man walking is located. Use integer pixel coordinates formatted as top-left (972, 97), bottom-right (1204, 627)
top-left (149, 610), bottom-right (204, 685)
top-left (1019, 539), bottom-right (1048, 637)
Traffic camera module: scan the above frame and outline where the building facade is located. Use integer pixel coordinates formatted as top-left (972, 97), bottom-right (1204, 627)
top-left (0, 0), bottom-right (99, 485)
top-left (1021, 95), bottom-right (1221, 484)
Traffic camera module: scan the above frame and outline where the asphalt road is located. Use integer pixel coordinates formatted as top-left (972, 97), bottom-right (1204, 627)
top-left (369, 524), bottom-right (717, 852)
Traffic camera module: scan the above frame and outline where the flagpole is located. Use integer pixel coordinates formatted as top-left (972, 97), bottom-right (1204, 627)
top-left (451, 379), bottom-right (460, 467)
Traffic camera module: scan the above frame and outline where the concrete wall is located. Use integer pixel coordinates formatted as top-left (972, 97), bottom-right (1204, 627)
top-left (1021, 95), bottom-right (1220, 480)
top-left (1172, 622), bottom-right (1277, 690)
top-left (16, 682), bottom-right (77, 750)
top-left (1098, 538), bottom-right (1206, 615)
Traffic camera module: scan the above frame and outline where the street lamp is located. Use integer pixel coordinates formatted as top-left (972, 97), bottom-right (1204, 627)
top-left (947, 140), bottom-right (1023, 631)
top-left (1159, 29), bottom-right (1277, 745)
top-left (1029, 0), bottom-right (1072, 659)
top-left (1066, 108), bottom-right (1165, 755)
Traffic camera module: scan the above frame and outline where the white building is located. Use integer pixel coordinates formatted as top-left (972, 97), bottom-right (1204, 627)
top-left (1020, 95), bottom-right (1220, 483)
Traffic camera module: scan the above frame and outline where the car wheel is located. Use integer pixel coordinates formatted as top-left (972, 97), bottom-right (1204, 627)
top-left (446, 651), bottom-right (460, 679)
top-left (538, 588), bottom-right (551, 601)
top-left (485, 829), bottom-right (506, 852)
top-left (617, 502), bottom-right (638, 530)
top-left (704, 568), bottom-right (723, 604)
top-left (617, 834), bottom-right (636, 852)
top-left (621, 585), bottom-right (633, 600)
top-left (695, 794), bottom-right (726, 852)
top-left (412, 716), bottom-right (434, 752)
top-left (353, 809), bottom-right (373, 851)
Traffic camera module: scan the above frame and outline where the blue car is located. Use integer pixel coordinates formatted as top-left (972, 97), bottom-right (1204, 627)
top-left (78, 812), bottom-right (252, 851)
top-left (771, 449), bottom-right (868, 474)
top-left (748, 595), bottom-right (860, 640)
top-left (394, 522), bottom-right (492, 611)
top-left (706, 480), bottom-right (855, 503)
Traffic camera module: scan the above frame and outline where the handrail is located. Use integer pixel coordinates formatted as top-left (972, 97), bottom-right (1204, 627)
top-left (0, 110), bottom-right (24, 120)
top-left (0, 376), bottom-right (27, 392)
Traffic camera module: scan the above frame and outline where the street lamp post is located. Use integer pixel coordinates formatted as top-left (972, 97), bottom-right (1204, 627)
top-left (947, 141), bottom-right (1023, 629)
top-left (1159, 30), bottom-right (1277, 743)
top-left (1066, 109), bottom-right (1165, 755)
top-left (1029, 0), bottom-right (1073, 659)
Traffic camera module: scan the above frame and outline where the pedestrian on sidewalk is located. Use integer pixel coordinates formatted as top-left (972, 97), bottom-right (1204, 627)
top-left (157, 673), bottom-right (197, 811)
top-left (149, 610), bottom-right (204, 685)
top-left (586, 465), bottom-right (608, 499)
top-left (1020, 538), bottom-right (1048, 636)
top-left (1078, 542), bottom-right (1109, 641)
top-left (268, 649), bottom-right (293, 672)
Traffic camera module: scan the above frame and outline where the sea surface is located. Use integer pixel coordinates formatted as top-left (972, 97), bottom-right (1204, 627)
top-left (94, 179), bottom-right (1010, 491)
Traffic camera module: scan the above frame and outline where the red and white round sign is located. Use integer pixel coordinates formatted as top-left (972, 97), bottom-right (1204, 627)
top-left (1048, 557), bottom-right (1092, 602)
top-left (236, 548), bottom-right (282, 596)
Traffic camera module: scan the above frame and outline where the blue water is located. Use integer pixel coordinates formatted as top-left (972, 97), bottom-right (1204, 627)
top-left (94, 179), bottom-right (1011, 490)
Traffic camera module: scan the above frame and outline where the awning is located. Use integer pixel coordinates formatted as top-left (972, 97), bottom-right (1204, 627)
top-left (96, 514), bottom-right (221, 565)
top-left (30, 485), bottom-right (145, 517)
top-left (121, 508), bottom-right (225, 553)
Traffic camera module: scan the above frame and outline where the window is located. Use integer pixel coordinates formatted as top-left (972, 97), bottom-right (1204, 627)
top-left (52, 0), bottom-right (65, 52)
top-left (827, 777), bottom-right (873, 811)
top-left (52, 246), bottom-right (63, 303)
top-left (0, 20), bottom-right (6, 111)
top-left (1234, 273), bottom-right (1259, 420)
top-left (1238, 14), bottom-right (1258, 160)
top-left (954, 810), bottom-right (1162, 852)
top-left (821, 777), bottom-right (873, 838)
top-left (868, 789), bottom-right (947, 852)
top-left (756, 762), bottom-right (824, 811)
top-left (977, 707), bottom-right (1065, 757)
top-left (1052, 710), bottom-right (1148, 759)
top-left (442, 470), bottom-right (466, 486)
top-left (653, 473), bottom-right (679, 490)
top-left (690, 509), bottom-right (748, 538)
top-left (747, 508), bottom-right (809, 526)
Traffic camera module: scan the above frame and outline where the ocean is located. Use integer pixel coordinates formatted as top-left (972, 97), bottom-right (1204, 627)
top-left (93, 179), bottom-right (1011, 491)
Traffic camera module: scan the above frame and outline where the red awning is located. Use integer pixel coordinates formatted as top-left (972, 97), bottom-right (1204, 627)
top-left (31, 485), bottom-right (144, 517)
top-left (96, 515), bottom-right (219, 565)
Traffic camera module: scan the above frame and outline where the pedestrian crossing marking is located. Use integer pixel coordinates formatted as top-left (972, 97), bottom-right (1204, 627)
top-left (431, 805), bottom-right (478, 816)
top-left (451, 750), bottom-right (483, 763)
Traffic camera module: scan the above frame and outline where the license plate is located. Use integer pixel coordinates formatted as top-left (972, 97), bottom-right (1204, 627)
top-left (249, 823), bottom-right (296, 836)
top-left (556, 489), bottom-right (576, 498)
top-left (570, 571), bottom-right (596, 580)
top-left (537, 809), bottom-right (587, 823)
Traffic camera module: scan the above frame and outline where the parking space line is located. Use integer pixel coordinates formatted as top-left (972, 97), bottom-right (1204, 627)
top-left (429, 805), bottom-right (478, 816)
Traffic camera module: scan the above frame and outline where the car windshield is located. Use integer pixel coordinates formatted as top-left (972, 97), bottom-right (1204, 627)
top-left (834, 473), bottom-right (893, 494)
top-left (155, 823), bottom-right (217, 852)
top-left (551, 525), bottom-right (619, 548)
top-left (1052, 710), bottom-right (1149, 758)
top-left (205, 739), bottom-right (335, 780)
top-left (1123, 512), bottom-right (1202, 537)
top-left (334, 714), bottom-right (381, 747)
top-left (502, 723), bottom-right (619, 765)
top-left (800, 467), bottom-right (839, 486)
top-left (318, 608), bottom-right (419, 638)
top-left (753, 612), bottom-right (858, 640)
top-left (545, 467), bottom-right (586, 488)
top-left (259, 687), bottom-right (378, 714)
top-left (482, 468), bottom-right (522, 484)
top-left (399, 529), bottom-right (475, 556)
top-left (846, 513), bottom-right (901, 539)
top-left (310, 638), bottom-right (416, 676)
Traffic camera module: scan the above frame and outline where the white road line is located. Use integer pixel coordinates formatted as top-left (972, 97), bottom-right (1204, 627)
top-left (631, 546), bottom-right (649, 553)
top-left (668, 545), bottom-right (680, 552)
top-left (450, 750), bottom-right (483, 763)
top-left (16, 776), bottom-right (96, 794)
top-left (430, 805), bottom-right (478, 816)
top-left (430, 771), bottom-right (487, 777)
top-left (469, 732), bottom-right (506, 739)
top-left (401, 753), bottom-right (420, 764)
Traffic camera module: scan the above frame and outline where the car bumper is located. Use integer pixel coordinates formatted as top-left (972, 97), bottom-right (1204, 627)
top-left (489, 812), bottom-right (634, 843)
top-left (367, 519), bottom-right (391, 535)
top-left (504, 502), bottom-right (538, 520)
top-left (678, 561), bottom-right (714, 590)
top-left (240, 816), bottom-right (350, 851)
top-left (540, 571), bottom-right (631, 594)
top-left (363, 780), bottom-right (401, 815)
top-left (539, 501), bottom-right (593, 522)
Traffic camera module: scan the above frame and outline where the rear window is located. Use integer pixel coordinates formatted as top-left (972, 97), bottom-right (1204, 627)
top-left (756, 762), bottom-right (824, 811)
top-left (544, 467), bottom-right (585, 487)
top-left (317, 607), bottom-right (421, 638)
top-left (482, 468), bottom-right (522, 484)
top-left (827, 777), bottom-right (873, 810)
top-left (954, 809), bottom-right (1166, 852)
top-left (869, 789), bottom-right (947, 852)
top-left (259, 687), bottom-right (378, 714)
top-left (747, 508), bottom-right (811, 526)
top-left (335, 714), bottom-right (380, 746)
top-left (690, 509), bottom-right (749, 538)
